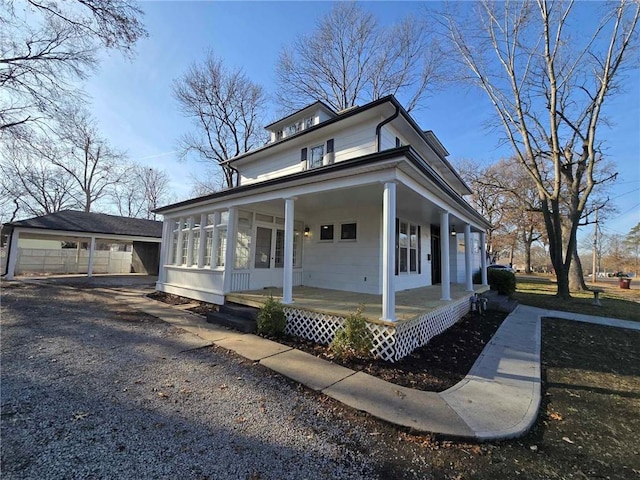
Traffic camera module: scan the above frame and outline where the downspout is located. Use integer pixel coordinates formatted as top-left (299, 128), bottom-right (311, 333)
top-left (375, 103), bottom-right (400, 152)
top-left (1, 226), bottom-right (13, 277)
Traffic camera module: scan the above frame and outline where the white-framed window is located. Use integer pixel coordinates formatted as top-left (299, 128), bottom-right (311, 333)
top-left (235, 210), bottom-right (253, 269)
top-left (305, 116), bottom-right (314, 129)
top-left (190, 217), bottom-right (201, 266)
top-left (203, 213), bottom-right (215, 267)
top-left (319, 223), bottom-right (334, 241)
top-left (397, 219), bottom-right (420, 274)
top-left (310, 144), bottom-right (324, 169)
top-left (340, 222), bottom-right (357, 241)
top-left (180, 219), bottom-right (190, 265)
top-left (170, 220), bottom-right (180, 264)
top-left (215, 213), bottom-right (228, 268)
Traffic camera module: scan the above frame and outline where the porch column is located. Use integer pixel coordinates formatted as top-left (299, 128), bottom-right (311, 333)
top-left (440, 211), bottom-right (451, 301)
top-left (382, 181), bottom-right (396, 321)
top-left (464, 224), bottom-right (473, 292)
top-left (480, 231), bottom-right (488, 286)
top-left (283, 197), bottom-right (296, 304)
top-left (222, 207), bottom-right (238, 293)
top-left (157, 220), bottom-right (171, 284)
top-left (4, 229), bottom-right (20, 280)
top-left (87, 236), bottom-right (96, 277)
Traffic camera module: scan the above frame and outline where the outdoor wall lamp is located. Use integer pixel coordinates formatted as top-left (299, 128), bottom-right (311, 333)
top-left (304, 226), bottom-right (310, 237)
top-left (451, 225), bottom-right (457, 236)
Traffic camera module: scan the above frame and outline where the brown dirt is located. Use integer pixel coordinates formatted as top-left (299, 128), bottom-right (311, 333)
top-left (277, 310), bottom-right (507, 392)
top-left (146, 291), bottom-right (192, 305)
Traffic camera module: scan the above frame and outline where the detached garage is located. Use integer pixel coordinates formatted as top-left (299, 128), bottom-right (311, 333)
top-left (2, 210), bottom-right (162, 279)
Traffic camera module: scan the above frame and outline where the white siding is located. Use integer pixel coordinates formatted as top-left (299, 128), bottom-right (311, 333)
top-left (303, 204), bottom-right (380, 294)
top-left (240, 119), bottom-right (378, 186)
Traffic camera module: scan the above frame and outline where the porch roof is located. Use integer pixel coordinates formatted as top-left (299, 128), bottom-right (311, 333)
top-left (226, 284), bottom-right (490, 326)
top-left (154, 147), bottom-right (491, 230)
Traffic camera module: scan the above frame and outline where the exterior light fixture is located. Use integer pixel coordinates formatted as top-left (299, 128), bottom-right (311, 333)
top-left (304, 226), bottom-right (310, 237)
top-left (451, 225), bottom-right (457, 236)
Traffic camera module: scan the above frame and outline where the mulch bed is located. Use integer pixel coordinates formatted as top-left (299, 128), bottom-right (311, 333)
top-left (146, 289), bottom-right (507, 392)
top-left (277, 310), bottom-right (507, 392)
top-left (146, 291), bottom-right (219, 315)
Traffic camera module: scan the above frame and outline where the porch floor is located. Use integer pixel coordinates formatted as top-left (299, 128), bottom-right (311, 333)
top-left (226, 283), bottom-right (490, 324)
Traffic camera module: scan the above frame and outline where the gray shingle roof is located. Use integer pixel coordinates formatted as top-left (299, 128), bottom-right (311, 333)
top-left (7, 210), bottom-right (162, 238)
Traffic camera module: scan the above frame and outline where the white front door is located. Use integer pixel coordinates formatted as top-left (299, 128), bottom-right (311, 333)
top-left (250, 225), bottom-right (285, 289)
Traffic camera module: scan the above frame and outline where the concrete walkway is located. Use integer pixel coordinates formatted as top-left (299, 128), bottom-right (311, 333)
top-left (101, 287), bottom-right (637, 440)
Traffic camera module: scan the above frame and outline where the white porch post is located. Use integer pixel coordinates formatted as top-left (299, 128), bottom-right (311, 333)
top-left (222, 207), bottom-right (238, 294)
top-left (157, 220), bottom-right (171, 284)
top-left (464, 224), bottom-right (473, 292)
top-left (4, 229), bottom-right (20, 280)
top-left (209, 211), bottom-right (221, 270)
top-left (480, 231), bottom-right (488, 286)
top-left (87, 236), bottom-right (96, 277)
top-left (283, 197), bottom-right (296, 304)
top-left (440, 211), bottom-right (451, 301)
top-left (382, 182), bottom-right (396, 321)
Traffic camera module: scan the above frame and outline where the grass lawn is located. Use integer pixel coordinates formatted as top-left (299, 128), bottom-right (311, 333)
top-left (514, 274), bottom-right (640, 321)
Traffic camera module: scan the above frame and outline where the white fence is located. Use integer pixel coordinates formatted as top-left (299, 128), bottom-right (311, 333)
top-left (13, 248), bottom-right (132, 275)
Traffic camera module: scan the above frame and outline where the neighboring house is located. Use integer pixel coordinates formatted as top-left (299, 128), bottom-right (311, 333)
top-left (154, 95), bottom-right (491, 361)
top-left (2, 210), bottom-right (163, 278)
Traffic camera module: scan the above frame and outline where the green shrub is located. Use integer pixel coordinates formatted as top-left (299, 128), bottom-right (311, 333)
top-left (472, 269), bottom-right (482, 284)
top-left (488, 269), bottom-right (516, 296)
top-left (330, 306), bottom-right (373, 360)
top-left (257, 296), bottom-right (287, 337)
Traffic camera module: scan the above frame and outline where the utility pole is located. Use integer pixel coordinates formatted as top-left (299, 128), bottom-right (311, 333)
top-left (592, 208), bottom-right (598, 284)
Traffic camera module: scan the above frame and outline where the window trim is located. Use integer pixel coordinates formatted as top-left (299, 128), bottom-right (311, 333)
top-left (319, 223), bottom-right (334, 242)
top-left (339, 221), bottom-right (357, 242)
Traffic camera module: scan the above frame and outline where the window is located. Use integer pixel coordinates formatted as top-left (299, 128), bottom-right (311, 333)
top-left (180, 219), bottom-right (190, 265)
top-left (395, 136), bottom-right (404, 148)
top-left (340, 222), bottom-right (357, 241)
top-left (320, 224), bottom-right (334, 241)
top-left (310, 144), bottom-right (324, 169)
top-left (235, 210), bottom-right (252, 269)
top-left (305, 116), bottom-right (314, 129)
top-left (276, 130), bottom-right (283, 140)
top-left (285, 121), bottom-right (302, 136)
top-left (170, 220), bottom-right (180, 264)
top-left (396, 219), bottom-right (421, 274)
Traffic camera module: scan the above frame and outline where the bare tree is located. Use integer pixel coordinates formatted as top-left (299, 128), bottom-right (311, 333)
top-left (173, 52), bottom-right (266, 189)
top-left (0, 134), bottom-right (79, 220)
top-left (276, 3), bottom-right (444, 113)
top-left (50, 107), bottom-right (128, 212)
top-left (0, 0), bottom-right (146, 137)
top-left (112, 164), bottom-right (171, 219)
top-left (444, 0), bottom-right (640, 298)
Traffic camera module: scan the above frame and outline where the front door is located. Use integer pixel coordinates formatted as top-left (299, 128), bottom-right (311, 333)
top-left (250, 225), bottom-right (284, 289)
top-left (430, 225), bottom-right (441, 284)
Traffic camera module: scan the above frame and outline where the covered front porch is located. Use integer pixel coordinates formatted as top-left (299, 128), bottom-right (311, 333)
top-left (227, 283), bottom-right (490, 362)
top-left (227, 283), bottom-right (490, 323)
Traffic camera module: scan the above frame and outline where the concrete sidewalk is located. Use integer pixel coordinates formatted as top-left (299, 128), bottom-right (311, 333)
top-left (107, 288), bottom-right (635, 440)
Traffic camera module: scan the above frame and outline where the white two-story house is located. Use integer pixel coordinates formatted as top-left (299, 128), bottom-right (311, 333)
top-left (154, 96), bottom-right (491, 361)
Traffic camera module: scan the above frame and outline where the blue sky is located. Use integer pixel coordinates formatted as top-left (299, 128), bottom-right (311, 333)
top-left (84, 1), bottom-right (640, 240)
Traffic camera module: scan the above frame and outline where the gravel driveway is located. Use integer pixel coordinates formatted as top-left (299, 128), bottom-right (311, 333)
top-left (1, 282), bottom-right (384, 479)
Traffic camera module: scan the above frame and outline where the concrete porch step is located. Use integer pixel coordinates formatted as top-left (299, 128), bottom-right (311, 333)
top-left (220, 302), bottom-right (259, 321)
top-left (206, 311), bottom-right (257, 333)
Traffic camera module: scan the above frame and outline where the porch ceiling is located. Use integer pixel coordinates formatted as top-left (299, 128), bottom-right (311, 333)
top-left (226, 284), bottom-right (489, 324)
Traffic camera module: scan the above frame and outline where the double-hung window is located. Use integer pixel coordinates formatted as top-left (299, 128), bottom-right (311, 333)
top-left (310, 145), bottom-right (324, 169)
top-left (396, 219), bottom-right (421, 274)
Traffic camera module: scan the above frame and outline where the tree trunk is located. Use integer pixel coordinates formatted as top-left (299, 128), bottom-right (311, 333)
top-left (569, 247), bottom-right (589, 290)
top-left (524, 239), bottom-right (532, 274)
top-left (542, 198), bottom-right (571, 299)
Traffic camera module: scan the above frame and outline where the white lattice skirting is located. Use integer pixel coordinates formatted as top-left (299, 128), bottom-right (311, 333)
top-left (284, 295), bottom-right (472, 362)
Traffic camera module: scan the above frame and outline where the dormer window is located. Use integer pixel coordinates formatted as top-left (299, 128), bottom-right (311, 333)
top-left (285, 121), bottom-right (302, 136)
top-left (305, 117), bottom-right (314, 129)
top-left (276, 130), bottom-right (283, 140)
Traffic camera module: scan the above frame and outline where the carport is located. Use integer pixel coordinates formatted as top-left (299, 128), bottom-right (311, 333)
top-left (2, 210), bottom-right (162, 279)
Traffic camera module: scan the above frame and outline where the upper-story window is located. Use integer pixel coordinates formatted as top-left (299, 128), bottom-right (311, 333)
top-left (310, 145), bottom-right (324, 169)
top-left (276, 130), bottom-right (283, 140)
top-left (305, 116), bottom-right (314, 129)
top-left (285, 121), bottom-right (302, 136)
